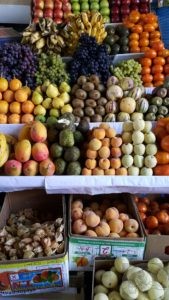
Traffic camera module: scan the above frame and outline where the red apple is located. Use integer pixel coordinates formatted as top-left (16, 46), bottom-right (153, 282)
top-left (62, 2), bottom-right (71, 11)
top-left (34, 8), bottom-right (43, 17)
top-left (139, 3), bottom-right (149, 13)
top-left (44, 0), bottom-right (54, 9)
top-left (63, 11), bottom-right (72, 19)
top-left (110, 0), bottom-right (121, 5)
top-left (121, 4), bottom-right (130, 14)
top-left (33, 17), bottom-right (40, 23)
top-left (130, 3), bottom-right (139, 10)
top-left (54, 2), bottom-right (62, 9)
top-left (34, 0), bottom-right (44, 9)
top-left (54, 18), bottom-right (63, 24)
top-left (62, 0), bottom-right (70, 3)
top-left (43, 8), bottom-right (53, 18)
top-left (111, 14), bottom-right (120, 22)
top-left (131, 0), bottom-right (139, 3)
top-left (121, 0), bottom-right (131, 4)
top-left (111, 6), bottom-right (120, 14)
top-left (53, 10), bottom-right (63, 18)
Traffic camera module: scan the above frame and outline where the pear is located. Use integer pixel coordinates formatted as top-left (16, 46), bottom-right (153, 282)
top-left (49, 108), bottom-right (60, 118)
top-left (34, 86), bottom-right (42, 94)
top-left (32, 91), bottom-right (43, 105)
top-left (61, 104), bottom-right (73, 114)
top-left (59, 92), bottom-right (70, 104)
top-left (42, 98), bottom-right (52, 109)
top-left (41, 80), bottom-right (51, 92)
top-left (46, 84), bottom-right (59, 98)
top-left (34, 104), bottom-right (46, 116)
top-left (59, 82), bottom-right (71, 93)
top-left (52, 97), bottom-right (64, 109)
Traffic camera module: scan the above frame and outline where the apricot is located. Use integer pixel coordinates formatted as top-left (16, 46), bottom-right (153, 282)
top-left (90, 202), bottom-right (99, 211)
top-left (119, 213), bottom-right (129, 222)
top-left (126, 232), bottom-right (139, 238)
top-left (86, 149), bottom-right (97, 159)
top-left (95, 221), bottom-right (110, 237)
top-left (115, 168), bottom-right (128, 176)
top-left (119, 230), bottom-right (128, 237)
top-left (104, 168), bottom-right (115, 175)
top-left (85, 211), bottom-right (100, 228)
top-left (110, 158), bottom-right (121, 169)
top-left (102, 138), bottom-right (110, 147)
top-left (99, 158), bottom-right (110, 170)
top-left (124, 219), bottom-right (139, 233)
top-left (81, 168), bottom-right (92, 175)
top-left (71, 208), bottom-right (83, 220)
top-left (110, 147), bottom-right (122, 158)
top-left (99, 123), bottom-right (110, 130)
top-left (105, 127), bottom-right (116, 138)
top-left (98, 146), bottom-right (110, 159)
top-left (111, 136), bottom-right (122, 148)
top-left (72, 200), bottom-right (83, 210)
top-left (72, 219), bottom-right (87, 234)
top-left (92, 168), bottom-right (104, 175)
top-left (105, 207), bottom-right (119, 221)
top-left (109, 219), bottom-right (123, 233)
top-left (85, 158), bottom-right (97, 170)
top-left (109, 232), bottom-right (120, 238)
top-left (85, 230), bottom-right (97, 237)
top-left (88, 138), bottom-right (102, 151)
top-left (93, 128), bottom-right (106, 140)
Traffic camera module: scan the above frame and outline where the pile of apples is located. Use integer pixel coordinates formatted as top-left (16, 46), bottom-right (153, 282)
top-left (94, 256), bottom-right (169, 300)
top-left (32, 0), bottom-right (72, 24)
top-left (135, 195), bottom-right (169, 235)
top-left (71, 197), bottom-right (140, 238)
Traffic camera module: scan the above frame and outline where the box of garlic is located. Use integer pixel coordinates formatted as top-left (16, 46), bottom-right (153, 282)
top-left (68, 193), bottom-right (145, 271)
top-left (0, 189), bottom-right (69, 296)
top-left (92, 257), bottom-right (169, 300)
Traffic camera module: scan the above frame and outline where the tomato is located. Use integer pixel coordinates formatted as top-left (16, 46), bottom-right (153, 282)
top-left (129, 40), bottom-right (139, 48)
top-left (142, 73), bottom-right (153, 83)
top-left (144, 24), bottom-right (155, 32)
top-left (150, 200), bottom-right (159, 212)
top-left (153, 80), bottom-right (164, 87)
top-left (155, 151), bottom-right (169, 164)
top-left (131, 24), bottom-right (143, 34)
top-left (140, 57), bottom-right (152, 67)
top-left (145, 13), bottom-right (158, 23)
top-left (153, 125), bottom-right (168, 141)
top-left (151, 64), bottom-right (163, 74)
top-left (141, 66), bottom-right (151, 75)
top-left (144, 49), bottom-right (157, 59)
top-left (139, 38), bottom-right (149, 47)
top-left (164, 64), bottom-right (169, 74)
top-left (145, 216), bottom-right (158, 229)
top-left (157, 117), bottom-right (169, 127)
top-left (140, 46), bottom-right (150, 52)
top-left (153, 56), bottom-right (165, 65)
top-left (137, 202), bottom-right (148, 213)
top-left (140, 32), bottom-right (149, 39)
top-left (160, 203), bottom-right (169, 210)
top-left (161, 135), bottom-right (169, 152)
top-left (129, 10), bottom-right (140, 23)
top-left (129, 33), bottom-right (139, 40)
top-left (154, 164), bottom-right (169, 175)
top-left (140, 197), bottom-right (150, 206)
top-left (153, 72), bottom-right (164, 82)
top-left (130, 46), bottom-right (141, 53)
top-left (155, 210), bottom-right (169, 224)
top-left (150, 31), bottom-right (161, 39)
top-left (151, 41), bottom-right (164, 52)
top-left (139, 212), bottom-right (146, 222)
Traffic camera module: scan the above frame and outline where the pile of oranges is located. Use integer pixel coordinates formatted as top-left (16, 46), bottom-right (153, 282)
top-left (0, 77), bottom-right (34, 124)
top-left (124, 11), bottom-right (169, 87)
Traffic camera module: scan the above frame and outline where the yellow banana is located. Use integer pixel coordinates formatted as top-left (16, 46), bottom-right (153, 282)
top-left (5, 134), bottom-right (17, 146)
top-left (86, 24), bottom-right (92, 35)
top-left (0, 133), bottom-right (7, 156)
top-left (91, 27), bottom-right (97, 37)
top-left (0, 143), bottom-right (9, 168)
top-left (91, 12), bottom-right (100, 26)
top-left (81, 12), bottom-right (89, 26)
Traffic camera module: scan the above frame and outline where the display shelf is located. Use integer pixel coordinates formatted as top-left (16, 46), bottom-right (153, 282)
top-left (0, 0), bottom-right (30, 24)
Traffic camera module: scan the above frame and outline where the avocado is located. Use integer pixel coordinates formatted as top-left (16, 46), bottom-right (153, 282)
top-left (111, 43), bottom-right (120, 55)
top-left (116, 25), bottom-right (129, 37)
top-left (50, 143), bottom-right (63, 158)
top-left (59, 129), bottom-right (74, 147)
top-left (54, 158), bottom-right (66, 175)
top-left (120, 45), bottom-right (129, 53)
top-left (105, 43), bottom-right (111, 54)
top-left (106, 27), bottom-right (115, 36)
top-left (64, 146), bottom-right (80, 162)
top-left (46, 116), bottom-right (57, 127)
top-left (47, 127), bottom-right (59, 143)
top-left (74, 130), bottom-right (84, 144)
top-left (104, 35), bottom-right (116, 46)
top-left (118, 37), bottom-right (129, 46)
top-left (66, 161), bottom-right (81, 175)
top-left (77, 119), bottom-right (89, 133)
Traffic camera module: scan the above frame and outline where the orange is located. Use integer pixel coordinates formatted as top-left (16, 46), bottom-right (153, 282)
top-left (164, 64), bottom-right (169, 74)
top-left (142, 74), bottom-right (153, 83)
top-left (9, 101), bottom-right (21, 114)
top-left (129, 33), bottom-right (139, 40)
top-left (145, 13), bottom-right (158, 23)
top-left (129, 39), bottom-right (139, 48)
top-left (9, 78), bottom-right (22, 91)
top-left (141, 66), bottom-right (151, 75)
top-left (131, 24), bottom-right (143, 34)
top-left (14, 88), bottom-right (28, 103)
top-left (0, 77), bottom-right (8, 92)
top-left (144, 24), bottom-right (155, 32)
top-left (140, 32), bottom-right (149, 39)
top-left (151, 64), bottom-right (163, 74)
top-left (129, 10), bottom-right (140, 23)
top-left (21, 100), bottom-right (34, 114)
top-left (21, 114), bottom-right (34, 124)
top-left (140, 57), bottom-right (152, 67)
top-left (8, 113), bottom-right (20, 124)
top-left (152, 22), bottom-right (159, 30)
top-left (140, 46), bottom-right (150, 52)
top-left (0, 100), bottom-right (9, 114)
top-left (139, 38), bottom-right (149, 47)
top-left (150, 31), bottom-right (161, 39)
top-left (153, 73), bottom-right (164, 82)
top-left (149, 38), bottom-right (161, 47)
top-left (144, 49), bottom-right (157, 59)
top-left (151, 41), bottom-right (164, 52)
top-left (0, 114), bottom-right (7, 124)
top-left (130, 46), bottom-right (141, 53)
top-left (0, 92), bottom-right (2, 100)
top-left (153, 81), bottom-right (164, 87)
top-left (3, 89), bottom-right (14, 103)
top-left (153, 56), bottom-right (165, 65)
top-left (157, 49), bottom-right (169, 57)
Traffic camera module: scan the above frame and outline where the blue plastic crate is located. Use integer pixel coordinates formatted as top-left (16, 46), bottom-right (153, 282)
top-left (156, 7), bottom-right (169, 49)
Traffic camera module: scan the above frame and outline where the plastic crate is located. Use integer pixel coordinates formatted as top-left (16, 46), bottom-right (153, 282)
top-left (156, 7), bottom-right (169, 48)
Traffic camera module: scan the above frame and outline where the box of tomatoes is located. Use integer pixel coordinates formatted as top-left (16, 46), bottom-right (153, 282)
top-left (68, 193), bottom-right (145, 271)
top-left (133, 194), bottom-right (169, 260)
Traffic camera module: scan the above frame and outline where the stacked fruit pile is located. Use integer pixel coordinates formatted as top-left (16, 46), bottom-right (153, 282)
top-left (112, 59), bottom-right (142, 86)
top-left (104, 24), bottom-right (129, 55)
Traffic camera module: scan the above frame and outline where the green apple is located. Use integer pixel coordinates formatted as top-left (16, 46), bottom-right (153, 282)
top-left (103, 15), bottom-right (110, 23)
top-left (42, 97), bottom-right (52, 109)
top-left (33, 105), bottom-right (46, 116)
top-left (59, 82), bottom-right (71, 93)
top-left (90, 0), bottom-right (99, 3)
top-left (90, 2), bottom-right (99, 10)
top-left (46, 84), bottom-right (59, 98)
top-left (49, 108), bottom-right (60, 118)
top-left (100, 7), bottom-right (110, 16)
top-left (81, 2), bottom-right (89, 10)
top-left (71, 0), bottom-right (79, 3)
top-left (46, 116), bottom-right (57, 127)
top-left (100, 0), bottom-right (109, 8)
top-left (52, 97), bottom-right (65, 109)
top-left (61, 104), bottom-right (73, 114)
top-left (35, 115), bottom-right (46, 123)
top-left (32, 91), bottom-right (43, 105)
top-left (72, 3), bottom-right (80, 10)
top-left (59, 92), bottom-right (70, 104)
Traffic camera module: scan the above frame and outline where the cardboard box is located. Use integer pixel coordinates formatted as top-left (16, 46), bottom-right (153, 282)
top-left (69, 194), bottom-right (145, 271)
top-left (0, 190), bottom-right (69, 296)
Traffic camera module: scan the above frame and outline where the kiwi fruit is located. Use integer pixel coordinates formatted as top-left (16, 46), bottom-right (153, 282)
top-left (75, 89), bottom-right (87, 100)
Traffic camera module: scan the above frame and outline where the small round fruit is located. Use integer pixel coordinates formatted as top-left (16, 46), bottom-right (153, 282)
top-left (101, 271), bottom-right (118, 289)
top-left (133, 119), bottom-right (145, 131)
top-left (124, 219), bottom-right (139, 233)
top-left (94, 285), bottom-right (108, 295)
top-left (123, 121), bottom-right (133, 132)
top-left (95, 270), bottom-right (105, 283)
top-left (128, 166), bottom-right (139, 175)
top-left (121, 154), bottom-right (133, 168)
top-left (120, 280), bottom-right (139, 300)
top-left (94, 293), bottom-right (109, 300)
top-left (140, 167), bottom-right (153, 176)
top-left (145, 216), bottom-right (158, 229)
top-left (145, 144), bottom-right (157, 155)
top-left (134, 155), bottom-right (144, 168)
top-left (121, 143), bottom-right (133, 155)
top-left (143, 121), bottom-right (152, 133)
top-left (114, 257), bottom-right (130, 273)
top-left (132, 131), bottom-right (144, 144)
top-left (144, 155), bottom-right (157, 168)
top-left (9, 78), bottom-right (22, 91)
top-left (147, 258), bottom-right (164, 274)
top-left (144, 132), bottom-right (156, 144)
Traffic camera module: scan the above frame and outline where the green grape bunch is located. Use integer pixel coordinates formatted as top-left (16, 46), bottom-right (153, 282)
top-left (112, 59), bottom-right (142, 86)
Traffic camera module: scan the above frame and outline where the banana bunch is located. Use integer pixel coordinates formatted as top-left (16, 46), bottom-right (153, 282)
top-left (21, 18), bottom-right (67, 54)
top-left (0, 134), bottom-right (10, 168)
top-left (63, 12), bottom-right (107, 55)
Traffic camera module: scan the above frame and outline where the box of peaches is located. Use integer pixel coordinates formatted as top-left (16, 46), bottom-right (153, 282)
top-left (68, 194), bottom-right (145, 271)
top-left (134, 194), bottom-right (169, 260)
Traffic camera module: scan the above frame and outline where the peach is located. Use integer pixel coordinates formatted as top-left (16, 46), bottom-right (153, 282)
top-left (72, 219), bottom-right (87, 234)
top-left (105, 207), bottom-right (119, 221)
top-left (15, 139), bottom-right (31, 163)
top-left (124, 219), bottom-right (139, 233)
top-left (109, 219), bottom-right (123, 233)
top-left (119, 230), bottom-right (128, 237)
top-left (85, 211), bottom-right (100, 228)
top-left (115, 168), bottom-right (127, 176)
top-left (95, 221), bottom-right (110, 237)
top-left (39, 158), bottom-right (55, 175)
top-left (86, 149), bottom-right (97, 159)
top-left (4, 159), bottom-right (22, 176)
top-left (105, 128), bottom-right (116, 138)
top-left (110, 158), bottom-right (121, 169)
top-left (109, 232), bottom-right (120, 238)
top-left (93, 128), bottom-right (105, 140)
top-left (104, 168), bottom-right (115, 175)
top-left (98, 146), bottom-right (110, 159)
top-left (92, 168), bottom-right (104, 175)
top-left (111, 136), bottom-right (122, 148)
top-left (95, 210), bottom-right (103, 218)
top-left (30, 121), bottom-right (47, 142)
top-left (90, 202), bottom-right (99, 211)
top-left (22, 160), bottom-right (38, 176)
top-left (71, 208), bottom-right (83, 220)
top-left (72, 200), bottom-right (83, 210)
top-left (116, 202), bottom-right (128, 213)
top-left (102, 138), bottom-right (110, 147)
top-left (85, 230), bottom-right (97, 237)
top-left (99, 158), bottom-right (110, 170)
top-left (88, 138), bottom-right (102, 151)
top-left (85, 159), bottom-right (97, 170)
top-left (119, 213), bottom-right (129, 222)
top-left (99, 123), bottom-right (109, 130)
top-left (110, 147), bottom-right (122, 158)
top-left (81, 168), bottom-right (92, 175)
top-left (126, 232), bottom-right (139, 238)
top-left (31, 142), bottom-right (49, 162)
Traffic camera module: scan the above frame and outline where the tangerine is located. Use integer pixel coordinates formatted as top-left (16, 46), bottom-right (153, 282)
top-left (144, 49), bottom-right (157, 59)
top-left (21, 114), bottom-right (34, 124)
top-left (0, 77), bottom-right (8, 92)
top-left (14, 88), bottom-right (28, 103)
top-left (150, 31), bottom-right (161, 39)
top-left (9, 101), bottom-right (21, 114)
top-left (131, 24), bottom-right (143, 34)
top-left (142, 74), bottom-right (153, 83)
top-left (9, 78), bottom-right (22, 91)
top-left (139, 38), bottom-right (149, 47)
top-left (3, 89), bottom-right (14, 103)
top-left (140, 57), bottom-right (152, 67)
top-left (151, 64), bottom-right (163, 74)
top-left (8, 113), bottom-right (20, 124)
top-left (0, 114), bottom-right (7, 124)
top-left (21, 100), bottom-right (34, 114)
top-left (153, 56), bottom-right (165, 65)
top-left (144, 24), bottom-right (155, 32)
top-left (129, 33), bottom-right (139, 40)
top-left (0, 100), bottom-right (9, 114)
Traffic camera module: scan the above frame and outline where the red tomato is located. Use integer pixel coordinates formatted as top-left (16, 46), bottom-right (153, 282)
top-left (161, 135), bottom-right (169, 152)
top-left (137, 202), bottom-right (148, 213)
top-left (140, 197), bottom-right (150, 206)
top-left (145, 216), bottom-right (159, 229)
top-left (155, 210), bottom-right (169, 224)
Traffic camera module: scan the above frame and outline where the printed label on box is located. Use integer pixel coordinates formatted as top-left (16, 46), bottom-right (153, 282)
top-left (69, 238), bottom-right (145, 271)
top-left (0, 255), bottom-right (69, 296)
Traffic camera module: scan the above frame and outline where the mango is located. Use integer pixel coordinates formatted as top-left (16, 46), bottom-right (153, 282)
top-left (18, 124), bottom-right (31, 141)
top-left (23, 160), bottom-right (39, 176)
top-left (15, 139), bottom-right (31, 163)
top-left (30, 121), bottom-right (47, 142)
top-left (39, 158), bottom-right (55, 175)
top-left (4, 159), bottom-right (22, 176)
top-left (31, 142), bottom-right (49, 162)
